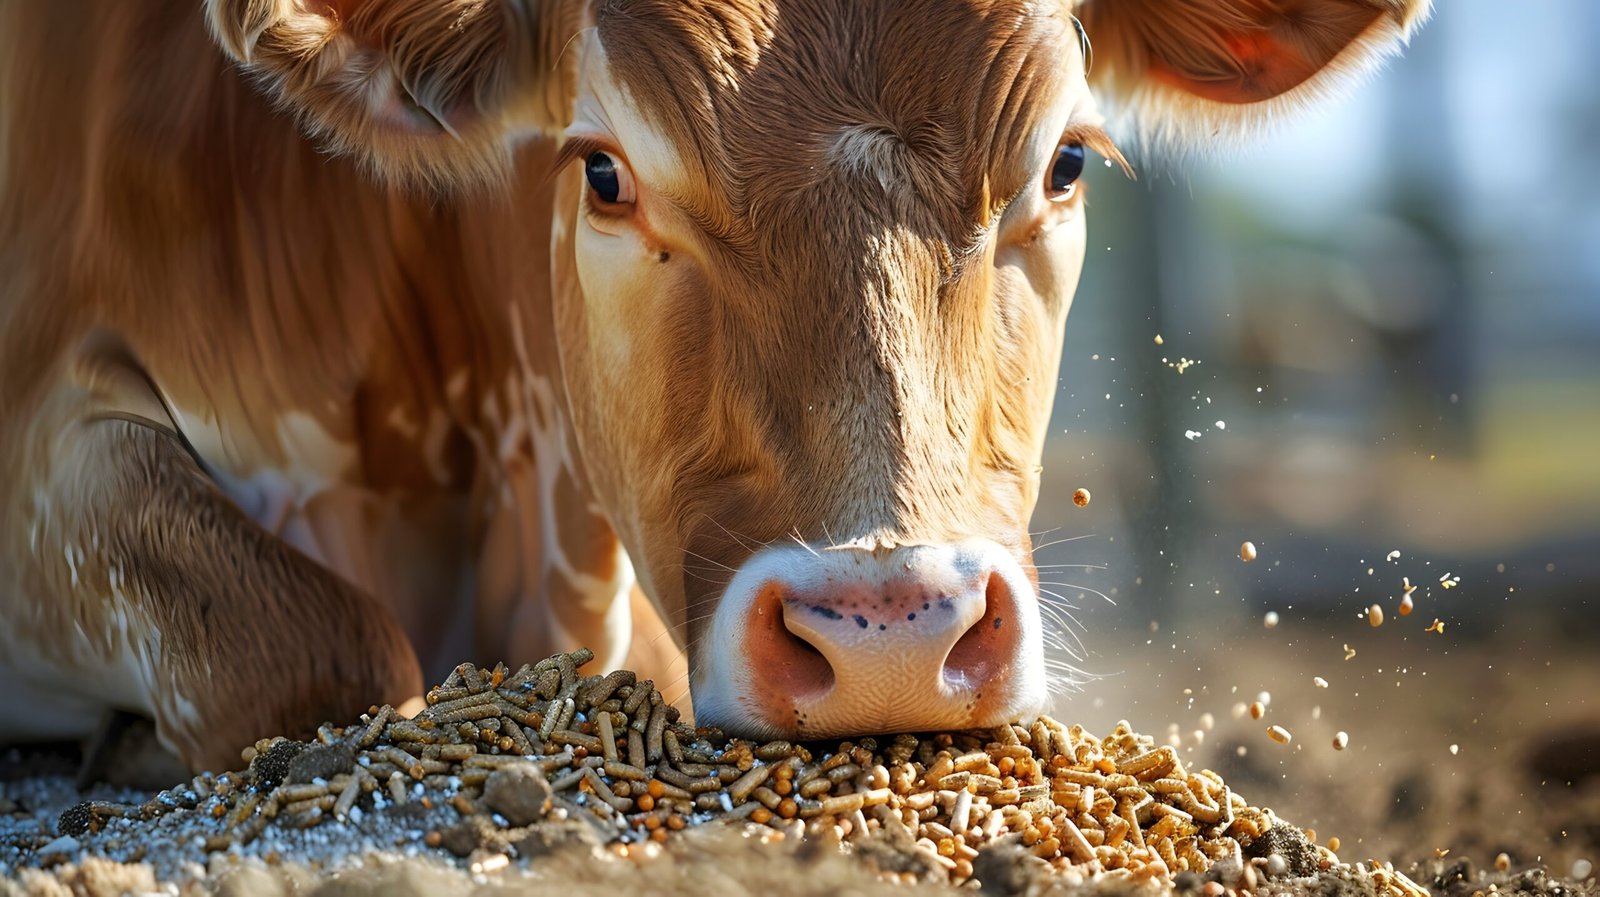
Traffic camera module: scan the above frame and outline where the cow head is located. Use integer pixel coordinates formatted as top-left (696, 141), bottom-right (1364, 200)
top-left (207, 0), bottom-right (1430, 738)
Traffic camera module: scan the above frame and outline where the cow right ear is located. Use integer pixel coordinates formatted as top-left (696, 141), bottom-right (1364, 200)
top-left (1076, 0), bottom-right (1431, 150)
top-left (205, 0), bottom-right (581, 192)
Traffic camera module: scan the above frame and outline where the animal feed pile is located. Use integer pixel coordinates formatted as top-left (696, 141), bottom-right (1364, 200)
top-left (44, 649), bottom-right (1431, 895)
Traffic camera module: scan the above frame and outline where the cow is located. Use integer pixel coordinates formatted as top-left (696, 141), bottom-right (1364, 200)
top-left (0, 0), bottom-right (1429, 773)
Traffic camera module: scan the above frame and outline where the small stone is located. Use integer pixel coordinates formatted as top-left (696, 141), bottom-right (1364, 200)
top-left (284, 742), bottom-right (355, 786)
top-left (58, 802), bottom-right (94, 837)
top-left (513, 819), bottom-right (603, 859)
top-left (968, 836), bottom-right (1037, 893)
top-left (438, 818), bottom-right (493, 858)
top-left (483, 764), bottom-right (552, 827)
top-left (38, 835), bottom-right (80, 857)
top-left (252, 740), bottom-right (306, 792)
top-left (1242, 824), bottom-right (1320, 877)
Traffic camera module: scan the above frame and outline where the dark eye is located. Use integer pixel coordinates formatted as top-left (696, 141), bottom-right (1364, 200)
top-left (584, 150), bottom-right (635, 205)
top-left (1048, 142), bottom-right (1086, 200)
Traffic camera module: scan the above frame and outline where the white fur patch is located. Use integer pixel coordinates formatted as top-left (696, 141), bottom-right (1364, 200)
top-left (170, 405), bottom-right (358, 567)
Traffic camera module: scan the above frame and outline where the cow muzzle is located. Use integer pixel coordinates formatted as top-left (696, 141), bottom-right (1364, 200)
top-left (691, 539), bottom-right (1046, 738)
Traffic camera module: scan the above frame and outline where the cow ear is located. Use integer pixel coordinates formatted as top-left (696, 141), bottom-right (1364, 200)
top-left (1076, 0), bottom-right (1431, 146)
top-left (204, 0), bottom-right (580, 192)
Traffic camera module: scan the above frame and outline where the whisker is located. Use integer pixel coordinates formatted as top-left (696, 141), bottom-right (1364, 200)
top-left (679, 547), bottom-right (735, 572)
top-left (680, 569), bottom-right (734, 586)
top-left (1030, 533), bottom-right (1098, 552)
top-left (697, 512), bottom-right (766, 555)
top-left (648, 610), bottom-right (721, 645)
top-left (790, 531), bottom-right (821, 558)
top-left (1037, 581), bottom-right (1116, 606)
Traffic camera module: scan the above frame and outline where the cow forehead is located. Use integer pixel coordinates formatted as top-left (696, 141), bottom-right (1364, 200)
top-left (588, 0), bottom-right (1088, 250)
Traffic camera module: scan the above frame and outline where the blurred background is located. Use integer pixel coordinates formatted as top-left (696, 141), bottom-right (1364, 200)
top-left (1031, 0), bottom-right (1600, 870)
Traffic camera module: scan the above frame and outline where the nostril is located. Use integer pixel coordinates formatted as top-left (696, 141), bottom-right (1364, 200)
top-left (944, 570), bottom-right (1011, 687)
top-left (749, 582), bottom-right (835, 701)
top-left (786, 634), bottom-right (831, 688)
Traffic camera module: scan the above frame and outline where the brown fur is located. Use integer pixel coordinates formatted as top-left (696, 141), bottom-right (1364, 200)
top-left (0, 0), bottom-right (1425, 770)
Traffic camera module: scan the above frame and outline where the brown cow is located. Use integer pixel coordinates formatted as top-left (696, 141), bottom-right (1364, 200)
top-left (0, 0), bottom-right (1429, 771)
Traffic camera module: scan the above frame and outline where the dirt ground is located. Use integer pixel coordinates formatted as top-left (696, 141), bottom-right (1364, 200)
top-left (3, 616), bottom-right (1597, 896)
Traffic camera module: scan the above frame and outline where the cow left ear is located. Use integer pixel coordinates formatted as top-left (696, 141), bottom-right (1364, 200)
top-left (205, 0), bottom-right (582, 192)
top-left (1076, 0), bottom-right (1431, 144)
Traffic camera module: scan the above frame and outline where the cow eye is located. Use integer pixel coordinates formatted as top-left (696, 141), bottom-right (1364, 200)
top-left (584, 151), bottom-right (635, 205)
top-left (1047, 142), bottom-right (1086, 200)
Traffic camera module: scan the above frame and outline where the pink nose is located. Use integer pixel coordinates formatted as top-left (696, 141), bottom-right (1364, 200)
top-left (698, 541), bottom-right (1045, 738)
